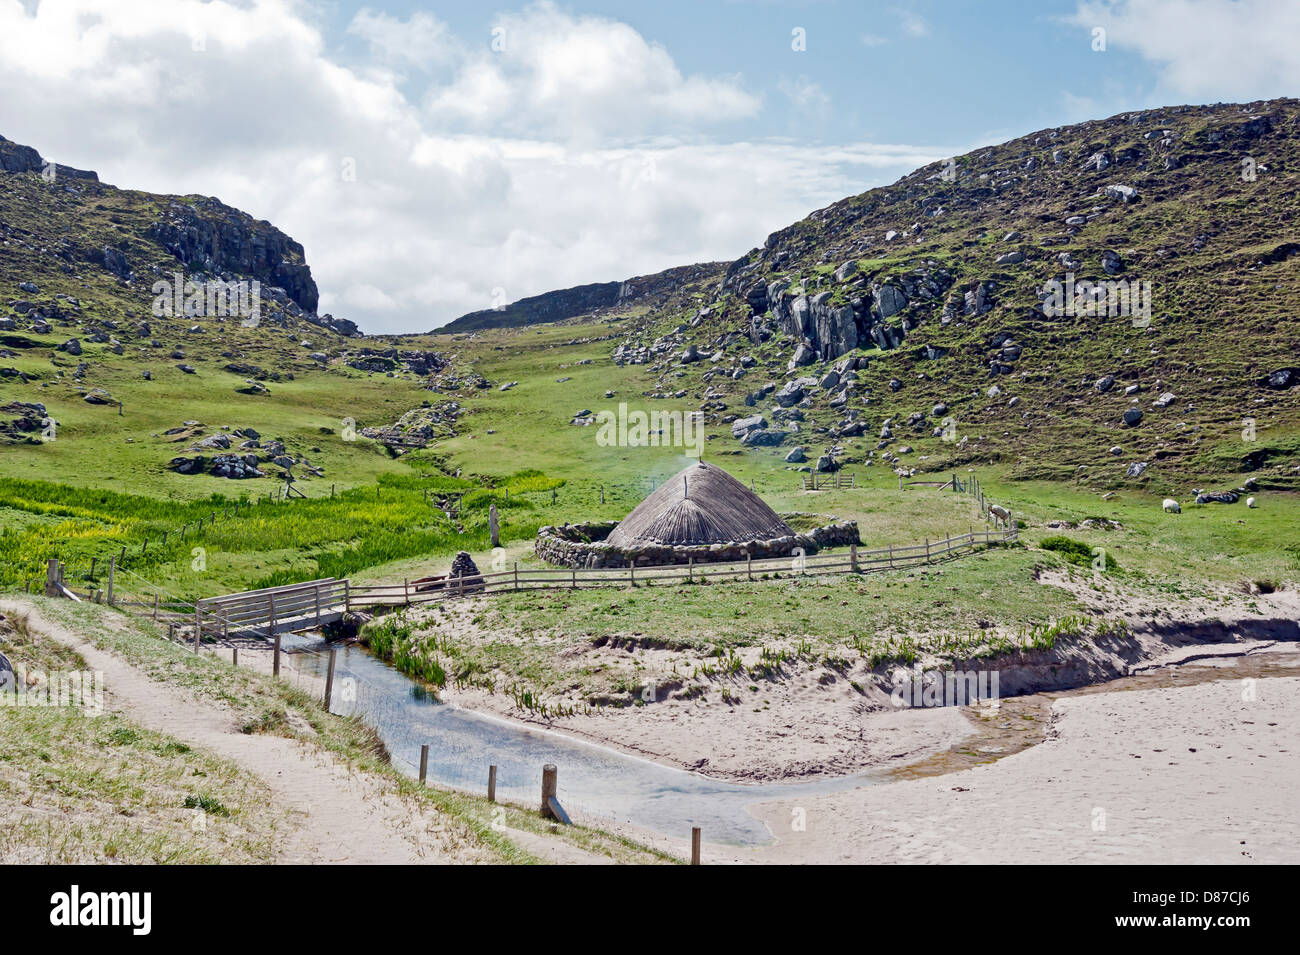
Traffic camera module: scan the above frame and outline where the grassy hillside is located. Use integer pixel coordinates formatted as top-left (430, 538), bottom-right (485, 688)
top-left (2, 104), bottom-right (1298, 651)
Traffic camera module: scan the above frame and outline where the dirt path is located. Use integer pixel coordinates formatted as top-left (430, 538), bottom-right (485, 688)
top-left (6, 600), bottom-right (498, 864)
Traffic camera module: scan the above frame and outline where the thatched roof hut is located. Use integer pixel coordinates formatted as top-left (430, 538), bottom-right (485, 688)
top-left (605, 461), bottom-right (793, 548)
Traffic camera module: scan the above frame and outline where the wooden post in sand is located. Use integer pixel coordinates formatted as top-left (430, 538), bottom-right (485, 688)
top-left (691, 827), bottom-right (702, 865)
top-left (419, 745), bottom-right (429, 784)
top-left (540, 764), bottom-right (558, 817)
top-left (273, 634), bottom-right (281, 678)
top-left (488, 765), bottom-right (497, 803)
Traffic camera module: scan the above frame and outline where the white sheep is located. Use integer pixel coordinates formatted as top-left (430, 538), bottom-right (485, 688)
top-left (1163, 498), bottom-right (1181, 513)
top-left (1247, 496), bottom-right (1257, 508)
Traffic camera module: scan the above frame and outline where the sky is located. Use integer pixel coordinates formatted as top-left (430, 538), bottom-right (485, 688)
top-left (1, 0), bottom-right (1297, 333)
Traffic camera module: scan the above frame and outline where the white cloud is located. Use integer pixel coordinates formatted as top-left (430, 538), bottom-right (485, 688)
top-left (1071, 0), bottom-right (1300, 100)
top-left (896, 9), bottom-right (930, 38)
top-left (346, 8), bottom-right (453, 71)
top-left (861, 33), bottom-right (889, 47)
top-left (425, 2), bottom-right (761, 142)
top-left (778, 75), bottom-right (830, 118)
top-left (0, 0), bottom-right (946, 334)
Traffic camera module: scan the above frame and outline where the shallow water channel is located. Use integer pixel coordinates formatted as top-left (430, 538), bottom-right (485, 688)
top-left (282, 633), bottom-right (1300, 847)
top-left (281, 634), bottom-right (884, 845)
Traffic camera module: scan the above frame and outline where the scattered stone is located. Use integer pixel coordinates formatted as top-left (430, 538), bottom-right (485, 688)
top-left (1195, 491), bottom-right (1239, 505)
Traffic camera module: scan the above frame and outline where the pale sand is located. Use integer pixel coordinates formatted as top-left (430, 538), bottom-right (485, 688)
top-left (736, 667), bottom-right (1300, 864)
top-left (433, 584), bottom-right (1300, 784)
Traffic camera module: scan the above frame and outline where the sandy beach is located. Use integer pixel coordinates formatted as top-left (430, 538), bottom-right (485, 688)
top-left (434, 582), bottom-right (1300, 786)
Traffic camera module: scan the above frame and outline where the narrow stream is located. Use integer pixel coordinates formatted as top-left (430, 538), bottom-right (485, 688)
top-left (281, 634), bottom-right (1300, 847)
top-left (280, 634), bottom-right (886, 845)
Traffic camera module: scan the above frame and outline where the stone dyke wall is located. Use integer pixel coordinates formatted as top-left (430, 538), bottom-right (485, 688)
top-left (534, 520), bottom-right (860, 569)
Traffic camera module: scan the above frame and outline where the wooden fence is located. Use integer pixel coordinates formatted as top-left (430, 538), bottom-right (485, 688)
top-left (345, 523), bottom-right (1017, 609)
top-left (35, 473), bottom-right (1016, 642)
top-left (801, 472), bottom-right (857, 491)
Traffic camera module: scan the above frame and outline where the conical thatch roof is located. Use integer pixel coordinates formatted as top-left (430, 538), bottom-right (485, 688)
top-left (605, 461), bottom-right (793, 548)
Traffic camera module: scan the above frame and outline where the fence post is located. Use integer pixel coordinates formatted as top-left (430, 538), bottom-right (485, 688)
top-left (514, 562), bottom-right (519, 591)
top-left (747, 553), bottom-right (753, 581)
top-left (540, 764), bottom-right (558, 818)
top-left (152, 593), bottom-right (159, 619)
top-left (323, 648), bottom-right (337, 711)
top-left (488, 765), bottom-right (497, 802)
top-left (925, 539), bottom-right (930, 563)
top-left (691, 827), bottom-right (702, 865)
top-left (404, 578), bottom-right (410, 604)
top-left (850, 543), bottom-right (859, 574)
top-left (273, 633), bottom-right (281, 678)
top-left (629, 559), bottom-right (635, 586)
top-left (315, 582), bottom-right (323, 626)
top-left (571, 568), bottom-right (576, 590)
top-left (89, 556), bottom-right (97, 580)
top-left (44, 559), bottom-right (59, 597)
top-left (106, 557), bottom-right (116, 605)
top-left (888, 543), bottom-right (893, 569)
top-left (688, 557), bottom-right (693, 583)
top-left (193, 605), bottom-right (201, 653)
top-left (419, 744), bottom-right (429, 784)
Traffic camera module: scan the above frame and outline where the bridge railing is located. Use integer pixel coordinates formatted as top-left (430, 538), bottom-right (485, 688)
top-left (194, 578), bottom-right (348, 639)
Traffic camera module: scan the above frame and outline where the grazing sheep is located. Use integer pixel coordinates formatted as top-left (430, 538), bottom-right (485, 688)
top-left (989, 504), bottom-right (1011, 522)
top-left (1247, 496), bottom-right (1257, 508)
top-left (1163, 498), bottom-right (1181, 513)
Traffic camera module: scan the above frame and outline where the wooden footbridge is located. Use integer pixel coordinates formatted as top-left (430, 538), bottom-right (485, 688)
top-left (193, 578), bottom-right (349, 640)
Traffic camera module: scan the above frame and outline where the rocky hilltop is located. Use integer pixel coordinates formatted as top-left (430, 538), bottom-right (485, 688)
top-left (436, 263), bottom-right (725, 334)
top-left (0, 132), bottom-right (354, 338)
top-left (586, 99), bottom-right (1300, 485)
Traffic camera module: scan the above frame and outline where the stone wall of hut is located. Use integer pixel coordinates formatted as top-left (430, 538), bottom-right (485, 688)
top-left (534, 520), bottom-right (860, 569)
